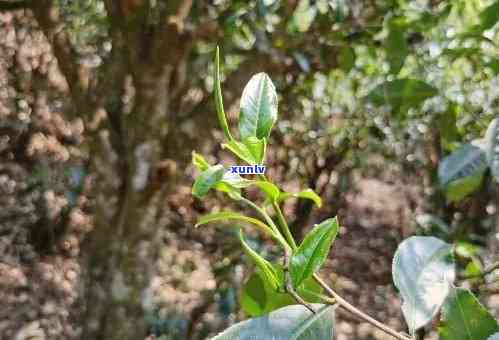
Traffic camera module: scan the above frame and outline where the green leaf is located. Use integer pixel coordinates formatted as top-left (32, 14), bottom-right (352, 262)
top-left (222, 140), bottom-right (259, 165)
top-left (211, 304), bottom-right (335, 340)
top-left (392, 236), bottom-right (455, 335)
top-left (479, 1), bottom-right (499, 31)
top-left (239, 230), bottom-right (280, 290)
top-left (239, 72), bottom-right (278, 140)
top-left (445, 173), bottom-right (484, 202)
top-left (439, 140), bottom-right (487, 186)
top-left (438, 139), bottom-right (487, 201)
top-left (386, 19), bottom-right (408, 74)
top-left (192, 164), bottom-right (225, 198)
top-left (442, 47), bottom-right (480, 61)
top-left (241, 270), bottom-right (269, 316)
top-left (464, 258), bottom-right (483, 279)
top-left (367, 79), bottom-right (438, 111)
top-left (191, 163), bottom-right (247, 199)
top-left (192, 151), bottom-right (210, 171)
top-left (439, 288), bottom-right (499, 340)
top-left (485, 118), bottom-right (499, 183)
top-left (337, 46), bottom-right (355, 72)
top-left (412, 4), bottom-right (452, 31)
top-left (214, 47), bottom-right (233, 140)
top-left (454, 241), bottom-right (479, 259)
top-left (290, 217), bottom-right (339, 287)
top-left (213, 181), bottom-right (242, 199)
top-left (278, 189), bottom-right (322, 208)
top-left (437, 105), bottom-right (459, 145)
top-left (241, 266), bottom-right (323, 317)
top-left (289, 0), bottom-right (317, 33)
top-left (243, 136), bottom-right (267, 164)
top-left (485, 58), bottom-right (499, 75)
top-left (255, 181), bottom-right (281, 201)
top-left (196, 211), bottom-right (276, 237)
top-left (221, 172), bottom-right (255, 188)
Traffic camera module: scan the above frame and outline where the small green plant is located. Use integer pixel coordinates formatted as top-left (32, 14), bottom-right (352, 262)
top-left (191, 48), bottom-right (499, 339)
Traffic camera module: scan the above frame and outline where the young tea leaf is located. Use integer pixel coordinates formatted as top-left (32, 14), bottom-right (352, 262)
top-left (221, 172), bottom-right (255, 188)
top-left (290, 217), bottom-right (339, 287)
top-left (196, 211), bottom-right (276, 237)
top-left (192, 164), bottom-right (225, 198)
top-left (239, 72), bottom-right (278, 140)
top-left (243, 136), bottom-right (267, 164)
top-left (439, 288), bottom-right (499, 340)
top-left (255, 181), bottom-right (281, 201)
top-left (214, 47), bottom-right (233, 140)
top-left (211, 304), bottom-right (335, 340)
top-left (222, 140), bottom-right (259, 165)
top-left (192, 151), bottom-right (210, 171)
top-left (392, 236), bottom-right (455, 335)
top-left (278, 189), bottom-right (322, 208)
top-left (239, 230), bottom-right (280, 290)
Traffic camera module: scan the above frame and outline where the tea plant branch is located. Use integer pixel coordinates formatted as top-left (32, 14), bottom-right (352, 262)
top-left (239, 197), bottom-right (316, 312)
top-left (253, 177), bottom-right (412, 340)
top-left (301, 288), bottom-right (337, 305)
top-left (262, 185), bottom-right (412, 340)
top-left (248, 189), bottom-right (411, 340)
top-left (312, 274), bottom-right (411, 340)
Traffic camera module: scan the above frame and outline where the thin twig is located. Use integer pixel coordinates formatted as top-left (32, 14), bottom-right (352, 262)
top-left (313, 274), bottom-right (412, 340)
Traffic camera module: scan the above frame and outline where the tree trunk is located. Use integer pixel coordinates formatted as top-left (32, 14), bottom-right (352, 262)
top-left (31, 1), bottom-right (195, 339)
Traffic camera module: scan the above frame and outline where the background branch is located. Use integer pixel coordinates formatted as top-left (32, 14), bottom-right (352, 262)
top-left (31, 0), bottom-right (91, 117)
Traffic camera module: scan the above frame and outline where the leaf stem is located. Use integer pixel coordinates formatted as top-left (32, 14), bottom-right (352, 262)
top-left (240, 197), bottom-right (290, 252)
top-left (312, 274), bottom-right (412, 340)
top-left (272, 200), bottom-right (298, 250)
top-left (257, 174), bottom-right (298, 250)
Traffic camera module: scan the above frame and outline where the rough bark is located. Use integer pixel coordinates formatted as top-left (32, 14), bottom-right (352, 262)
top-left (31, 1), bottom-right (195, 339)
